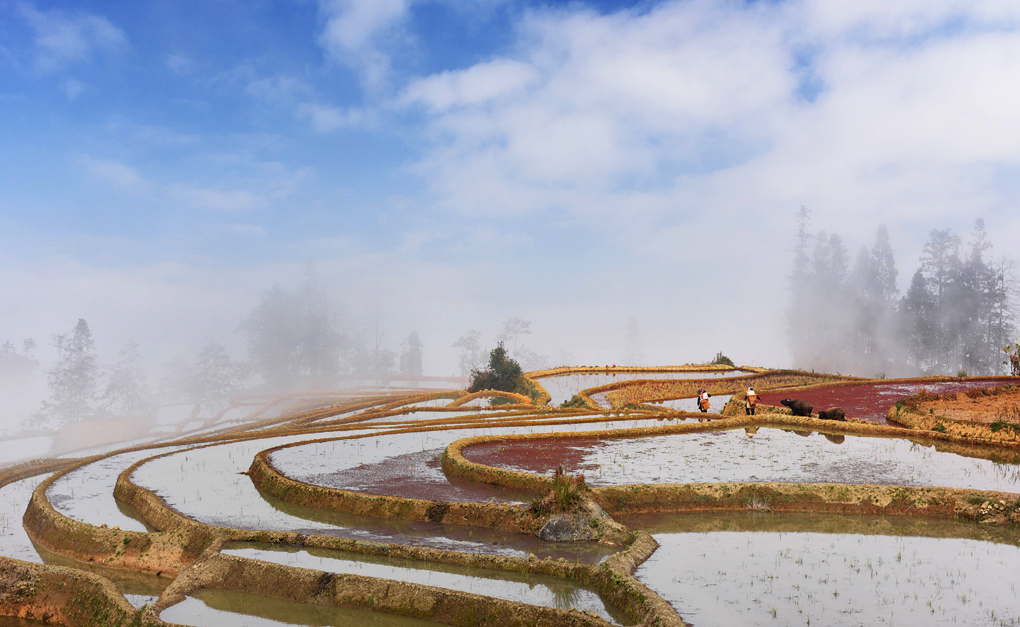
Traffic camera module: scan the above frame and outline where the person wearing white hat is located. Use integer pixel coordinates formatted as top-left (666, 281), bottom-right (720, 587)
top-left (744, 385), bottom-right (758, 415)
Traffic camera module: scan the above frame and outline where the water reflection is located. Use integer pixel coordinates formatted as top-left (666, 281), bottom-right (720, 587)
top-left (221, 544), bottom-right (624, 623)
top-left (621, 511), bottom-right (1020, 627)
top-left (470, 427), bottom-right (1020, 492)
top-left (161, 589), bottom-right (443, 627)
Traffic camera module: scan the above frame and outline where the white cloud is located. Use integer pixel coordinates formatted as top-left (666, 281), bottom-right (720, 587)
top-left (401, 59), bottom-right (539, 112)
top-left (166, 52), bottom-right (194, 75)
top-left (247, 75), bottom-right (314, 105)
top-left (801, 0), bottom-right (1020, 42)
top-left (317, 0), bottom-right (410, 92)
top-left (409, 1), bottom-right (794, 218)
top-left (174, 185), bottom-right (265, 212)
top-left (79, 157), bottom-right (152, 194)
top-left (18, 3), bottom-right (128, 74)
top-left (395, 1), bottom-right (1020, 250)
top-left (224, 224), bottom-right (268, 238)
top-left (297, 102), bottom-right (368, 132)
top-left (62, 78), bottom-right (85, 100)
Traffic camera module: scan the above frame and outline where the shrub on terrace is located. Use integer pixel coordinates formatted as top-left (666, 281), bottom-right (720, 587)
top-left (467, 342), bottom-right (537, 404)
top-left (710, 351), bottom-right (735, 367)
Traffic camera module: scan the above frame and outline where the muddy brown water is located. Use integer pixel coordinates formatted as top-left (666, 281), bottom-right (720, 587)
top-left (619, 511), bottom-right (1020, 627)
top-left (464, 427), bottom-right (1020, 492)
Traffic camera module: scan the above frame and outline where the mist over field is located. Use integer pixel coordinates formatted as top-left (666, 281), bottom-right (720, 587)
top-left (3, 1), bottom-right (1020, 454)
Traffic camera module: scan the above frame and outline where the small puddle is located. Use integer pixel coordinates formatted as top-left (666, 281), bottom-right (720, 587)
top-left (621, 511), bottom-right (1020, 627)
top-left (160, 588), bottom-right (443, 626)
top-left (223, 543), bottom-right (626, 623)
top-left (464, 427), bottom-right (1020, 492)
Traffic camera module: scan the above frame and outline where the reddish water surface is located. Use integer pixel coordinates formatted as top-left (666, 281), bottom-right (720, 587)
top-left (758, 378), bottom-right (1011, 424)
top-left (298, 448), bottom-right (538, 504)
top-left (465, 437), bottom-right (607, 478)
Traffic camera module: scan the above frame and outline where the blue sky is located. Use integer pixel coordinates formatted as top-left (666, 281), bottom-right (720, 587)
top-left (2, 0), bottom-right (1020, 394)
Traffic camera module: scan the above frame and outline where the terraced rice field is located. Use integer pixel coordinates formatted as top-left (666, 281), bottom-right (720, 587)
top-left (2, 367), bottom-right (1018, 626)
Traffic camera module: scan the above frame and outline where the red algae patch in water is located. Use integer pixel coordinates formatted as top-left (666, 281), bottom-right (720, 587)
top-left (463, 427), bottom-right (1020, 493)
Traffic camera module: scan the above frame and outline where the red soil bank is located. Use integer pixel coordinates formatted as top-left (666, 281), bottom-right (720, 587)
top-left (758, 379), bottom-right (1008, 424)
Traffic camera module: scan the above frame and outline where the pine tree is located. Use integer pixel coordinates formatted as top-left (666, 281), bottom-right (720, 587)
top-left (43, 319), bottom-right (100, 425)
top-left (901, 270), bottom-right (935, 372)
top-left (918, 229), bottom-right (962, 372)
top-left (192, 343), bottom-right (244, 401)
top-left (399, 332), bottom-right (423, 376)
top-left (101, 340), bottom-right (151, 416)
top-left (785, 206), bottom-right (814, 368)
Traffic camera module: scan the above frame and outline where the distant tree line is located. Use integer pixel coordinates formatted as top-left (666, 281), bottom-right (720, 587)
top-left (787, 207), bottom-right (1018, 377)
top-left (17, 273), bottom-right (427, 431)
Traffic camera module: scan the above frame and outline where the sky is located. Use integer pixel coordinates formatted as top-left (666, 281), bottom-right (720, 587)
top-left (3, 0), bottom-right (1020, 392)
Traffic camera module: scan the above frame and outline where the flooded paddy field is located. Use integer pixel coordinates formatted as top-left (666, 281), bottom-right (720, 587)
top-left (161, 588), bottom-right (444, 627)
top-left (536, 371), bottom-right (753, 406)
top-left (758, 379), bottom-right (1011, 424)
top-left (47, 446), bottom-right (191, 531)
top-left (128, 421), bottom-right (656, 560)
top-left (0, 474), bottom-right (46, 563)
top-left (464, 427), bottom-right (1020, 492)
top-left (276, 446), bottom-right (536, 503)
top-left (620, 511), bottom-right (1020, 626)
top-left (224, 543), bottom-right (625, 623)
top-left (7, 368), bottom-right (1020, 627)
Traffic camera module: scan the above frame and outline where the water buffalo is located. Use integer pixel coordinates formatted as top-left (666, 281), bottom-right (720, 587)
top-left (780, 398), bottom-right (813, 417)
top-left (817, 407), bottom-right (846, 421)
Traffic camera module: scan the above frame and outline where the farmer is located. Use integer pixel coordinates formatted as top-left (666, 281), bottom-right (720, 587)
top-left (697, 388), bottom-right (711, 413)
top-left (745, 385), bottom-right (758, 415)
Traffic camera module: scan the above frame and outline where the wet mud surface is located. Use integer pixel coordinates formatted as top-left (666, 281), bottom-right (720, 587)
top-left (758, 379), bottom-right (1009, 424)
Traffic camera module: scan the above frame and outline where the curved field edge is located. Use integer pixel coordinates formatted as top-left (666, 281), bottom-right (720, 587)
top-left (887, 383), bottom-right (1020, 442)
top-left (584, 370), bottom-right (856, 409)
top-left (18, 434), bottom-right (687, 626)
top-left (441, 416), bottom-right (1020, 527)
